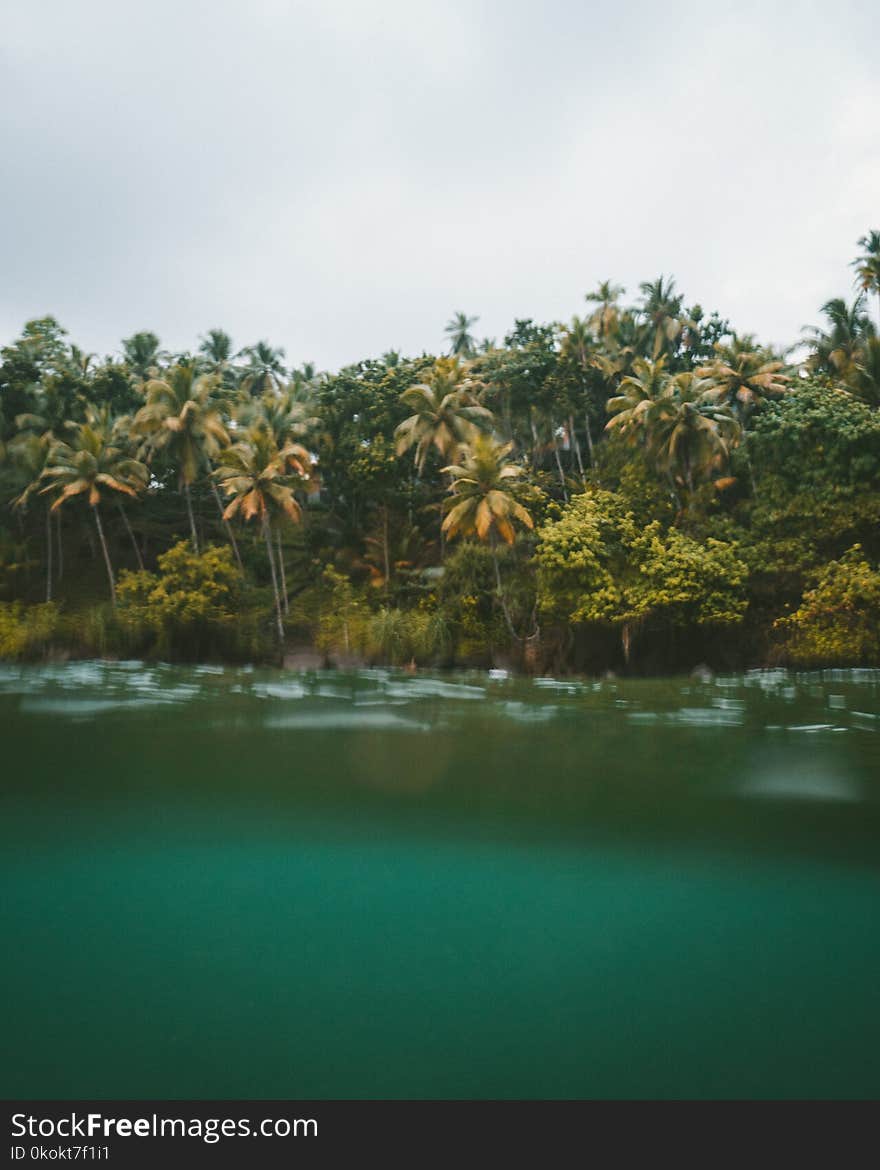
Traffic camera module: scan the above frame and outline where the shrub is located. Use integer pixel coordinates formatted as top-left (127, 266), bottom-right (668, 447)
top-left (775, 545), bottom-right (880, 666)
top-left (116, 541), bottom-right (243, 659)
top-left (0, 602), bottom-right (59, 659)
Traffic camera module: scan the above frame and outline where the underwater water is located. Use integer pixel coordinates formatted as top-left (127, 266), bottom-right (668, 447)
top-left (2, 662), bottom-right (879, 1098)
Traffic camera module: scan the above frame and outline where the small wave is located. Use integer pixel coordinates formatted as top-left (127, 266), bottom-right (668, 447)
top-left (265, 710), bottom-right (430, 732)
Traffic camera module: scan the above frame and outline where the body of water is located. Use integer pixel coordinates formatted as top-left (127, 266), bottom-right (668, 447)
top-left (2, 662), bottom-right (879, 1098)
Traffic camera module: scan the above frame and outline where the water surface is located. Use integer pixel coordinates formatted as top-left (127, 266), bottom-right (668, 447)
top-left (2, 663), bottom-right (879, 1098)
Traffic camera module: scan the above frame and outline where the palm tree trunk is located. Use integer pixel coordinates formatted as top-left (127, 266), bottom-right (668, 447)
top-left (263, 520), bottom-right (284, 645)
top-left (530, 418), bottom-right (540, 471)
top-left (491, 542), bottom-right (519, 643)
top-left (184, 482), bottom-right (198, 552)
top-left (745, 450), bottom-right (758, 499)
top-left (45, 504), bottom-right (53, 603)
top-left (569, 414), bottom-right (585, 481)
top-left (584, 410), bottom-right (595, 467)
top-left (551, 421), bottom-right (568, 501)
top-left (56, 511), bottom-right (63, 582)
top-left (92, 504), bottom-right (116, 607)
top-left (383, 505), bottom-right (391, 594)
top-left (666, 473), bottom-right (682, 514)
top-left (622, 621), bottom-right (633, 667)
top-left (276, 528), bottom-right (289, 614)
top-left (117, 501), bottom-right (144, 571)
top-left (210, 481), bottom-right (243, 570)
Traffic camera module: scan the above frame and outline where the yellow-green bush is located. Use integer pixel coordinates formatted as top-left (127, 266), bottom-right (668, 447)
top-left (775, 545), bottom-right (880, 666)
top-left (117, 541), bottom-right (244, 659)
top-left (0, 602), bottom-right (59, 659)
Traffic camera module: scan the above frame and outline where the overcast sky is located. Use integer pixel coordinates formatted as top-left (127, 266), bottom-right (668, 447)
top-left (2, 0), bottom-right (878, 369)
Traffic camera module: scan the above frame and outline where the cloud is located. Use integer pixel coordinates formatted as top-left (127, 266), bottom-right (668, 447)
top-left (1, 0), bottom-right (878, 366)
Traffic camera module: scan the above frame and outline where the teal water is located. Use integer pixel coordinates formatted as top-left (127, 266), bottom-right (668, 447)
top-left (2, 663), bottom-right (879, 1098)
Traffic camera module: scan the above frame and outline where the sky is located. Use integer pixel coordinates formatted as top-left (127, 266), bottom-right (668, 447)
top-left (2, 0), bottom-right (878, 370)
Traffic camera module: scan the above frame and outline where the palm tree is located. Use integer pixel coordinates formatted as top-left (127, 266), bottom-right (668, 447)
top-left (38, 410), bottom-right (148, 605)
top-left (846, 336), bottom-right (880, 406)
top-left (648, 373), bottom-right (741, 495)
top-left (804, 296), bottom-right (875, 380)
top-left (444, 312), bottom-right (479, 358)
top-left (395, 358), bottom-right (493, 474)
top-left (133, 364), bottom-right (229, 553)
top-left (560, 316), bottom-right (599, 468)
top-left (198, 329), bottom-right (238, 389)
top-left (214, 427), bottom-right (309, 644)
top-left (585, 281), bottom-right (625, 344)
top-left (237, 388), bottom-right (318, 448)
top-left (441, 435), bottom-right (534, 639)
top-left (638, 276), bottom-right (688, 360)
top-left (852, 230), bottom-right (880, 331)
top-left (238, 341), bottom-right (287, 397)
top-left (233, 393), bottom-right (317, 599)
top-left (9, 430), bottom-right (56, 601)
top-left (66, 345), bottom-right (96, 378)
top-left (605, 356), bottom-right (670, 444)
top-left (121, 331), bottom-right (166, 382)
top-left (697, 335), bottom-right (790, 420)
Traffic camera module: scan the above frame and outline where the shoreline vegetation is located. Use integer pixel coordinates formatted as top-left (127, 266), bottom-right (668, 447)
top-left (2, 234), bottom-right (880, 675)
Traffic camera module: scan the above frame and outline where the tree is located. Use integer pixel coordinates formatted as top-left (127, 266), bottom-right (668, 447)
top-left (647, 372), bottom-right (741, 495)
top-left (559, 317), bottom-right (601, 468)
top-left (537, 490), bottom-right (747, 664)
top-left (395, 358), bottom-right (492, 474)
top-left (852, 230), bottom-right (880, 331)
top-left (238, 387), bottom-right (317, 448)
top-left (585, 281), bottom-right (625, 344)
top-left (121, 331), bottom-right (166, 381)
top-left (38, 409), bottom-right (148, 605)
top-left (117, 540), bottom-right (242, 659)
top-left (776, 545), bottom-right (880, 666)
top-left (198, 329), bottom-right (238, 389)
top-left (637, 276), bottom-right (689, 361)
top-left (605, 356), bottom-right (670, 444)
top-left (607, 360), bottom-right (739, 496)
top-left (444, 312), bottom-right (479, 358)
top-left (133, 363), bottom-right (229, 551)
top-left (238, 341), bottom-right (286, 396)
top-left (214, 427), bottom-right (309, 644)
top-left (441, 435), bottom-right (534, 639)
top-left (697, 335), bottom-right (790, 421)
top-left (846, 336), bottom-right (880, 406)
top-left (9, 430), bottom-right (56, 601)
top-left (804, 296), bottom-right (875, 381)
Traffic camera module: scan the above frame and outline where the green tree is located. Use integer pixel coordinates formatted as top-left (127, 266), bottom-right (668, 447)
top-left (117, 540), bottom-right (242, 659)
top-left (441, 435), bottom-right (534, 639)
top-left (648, 372), bottom-right (741, 496)
top-left (698, 335), bottom-right (790, 421)
top-left (121, 331), bottom-right (166, 381)
top-left (238, 341), bottom-right (286, 396)
top-left (537, 490), bottom-right (746, 664)
top-left (395, 357), bottom-right (493, 474)
top-left (214, 427), bottom-right (309, 644)
top-left (444, 312), bottom-right (479, 358)
top-left (9, 430), bottom-right (56, 601)
top-left (585, 281), bottom-right (625, 345)
top-left (133, 363), bottom-right (229, 552)
top-left (852, 230), bottom-right (880, 331)
top-left (804, 296), bottom-right (875, 381)
top-left (637, 276), bottom-right (688, 361)
top-left (38, 409), bottom-right (148, 605)
top-left (776, 546), bottom-right (880, 665)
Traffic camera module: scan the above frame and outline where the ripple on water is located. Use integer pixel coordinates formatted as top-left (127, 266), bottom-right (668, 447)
top-left (264, 710), bottom-right (431, 732)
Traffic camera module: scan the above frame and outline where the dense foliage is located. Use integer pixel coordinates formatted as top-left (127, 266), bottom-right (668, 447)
top-left (2, 231), bottom-right (879, 671)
